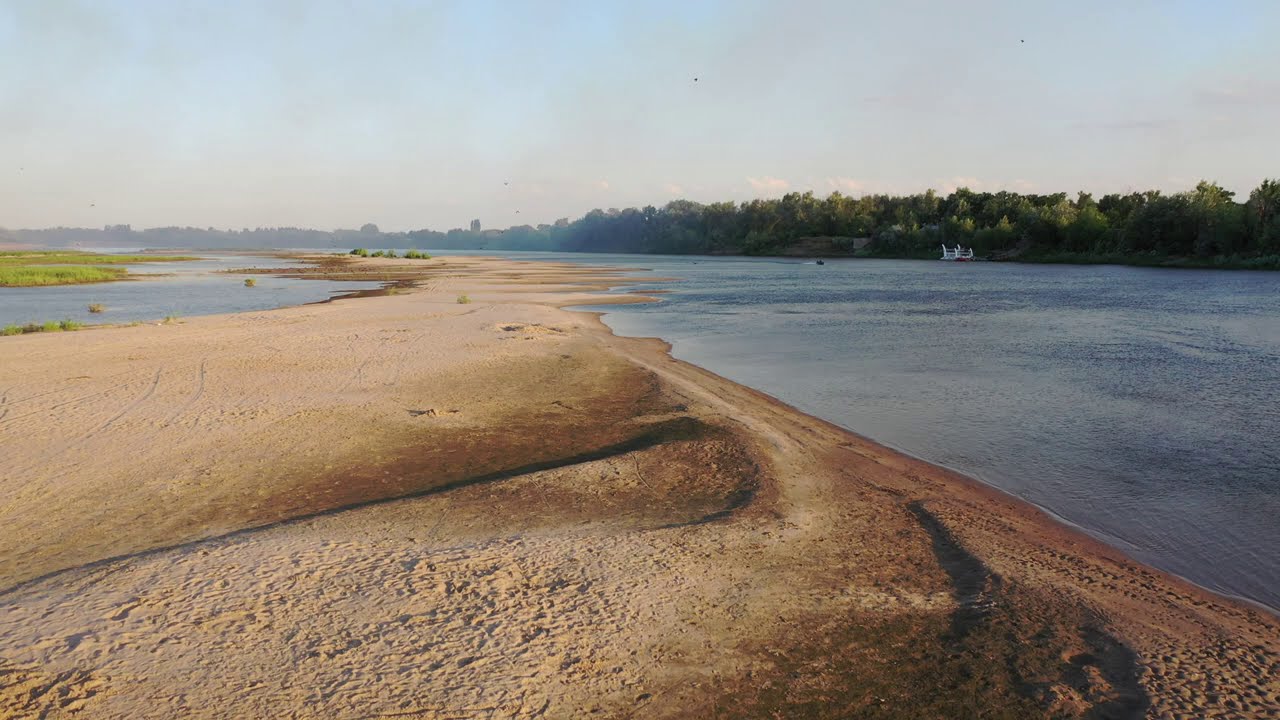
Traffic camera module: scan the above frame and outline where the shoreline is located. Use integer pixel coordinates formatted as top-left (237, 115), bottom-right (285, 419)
top-left (587, 304), bottom-right (1280, 612)
top-left (567, 288), bottom-right (1280, 619)
top-left (0, 255), bottom-right (1276, 718)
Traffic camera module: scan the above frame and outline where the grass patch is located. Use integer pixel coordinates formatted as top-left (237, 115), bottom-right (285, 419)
top-left (0, 250), bottom-right (194, 266)
top-left (349, 248), bottom-right (370, 257)
top-left (456, 294), bottom-right (472, 304)
top-left (0, 265), bottom-right (128, 287)
top-left (0, 319), bottom-right (83, 336)
top-left (243, 277), bottom-right (257, 287)
top-left (163, 314), bottom-right (179, 324)
top-left (88, 303), bottom-right (105, 313)
top-left (404, 249), bottom-right (431, 259)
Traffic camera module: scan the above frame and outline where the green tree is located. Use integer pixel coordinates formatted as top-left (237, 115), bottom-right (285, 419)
top-left (1246, 179), bottom-right (1280, 254)
top-left (1189, 181), bottom-right (1244, 256)
top-left (1064, 205), bottom-right (1110, 252)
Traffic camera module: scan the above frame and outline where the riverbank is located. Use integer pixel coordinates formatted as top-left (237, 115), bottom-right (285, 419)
top-left (0, 255), bottom-right (1275, 718)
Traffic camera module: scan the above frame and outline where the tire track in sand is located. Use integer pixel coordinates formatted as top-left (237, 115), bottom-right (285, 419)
top-left (161, 358), bottom-right (207, 429)
top-left (0, 369), bottom-right (165, 519)
top-left (0, 366), bottom-right (140, 408)
top-left (0, 376), bottom-right (146, 428)
top-left (7, 370), bottom-right (163, 478)
top-left (82, 369), bottom-right (163, 442)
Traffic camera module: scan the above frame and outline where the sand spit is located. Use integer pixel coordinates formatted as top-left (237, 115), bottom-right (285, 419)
top-left (0, 255), bottom-right (1276, 719)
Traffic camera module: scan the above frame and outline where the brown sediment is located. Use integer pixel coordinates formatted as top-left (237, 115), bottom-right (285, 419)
top-left (0, 255), bottom-right (1276, 719)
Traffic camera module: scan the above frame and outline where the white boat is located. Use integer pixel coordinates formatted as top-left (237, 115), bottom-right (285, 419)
top-left (940, 244), bottom-right (975, 261)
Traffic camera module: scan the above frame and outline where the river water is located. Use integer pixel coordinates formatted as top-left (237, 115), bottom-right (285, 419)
top-left (0, 252), bottom-right (383, 327)
top-left (491, 252), bottom-right (1278, 612)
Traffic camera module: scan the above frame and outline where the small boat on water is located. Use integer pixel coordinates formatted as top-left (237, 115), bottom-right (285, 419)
top-left (940, 244), bottom-right (975, 261)
top-left (815, 259), bottom-right (825, 265)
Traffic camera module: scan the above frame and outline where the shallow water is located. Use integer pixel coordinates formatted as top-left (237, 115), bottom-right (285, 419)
top-left (444, 250), bottom-right (1280, 612)
top-left (0, 252), bottom-right (383, 327)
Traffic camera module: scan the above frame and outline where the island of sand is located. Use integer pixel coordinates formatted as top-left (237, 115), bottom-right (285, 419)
top-left (0, 255), bottom-right (1276, 719)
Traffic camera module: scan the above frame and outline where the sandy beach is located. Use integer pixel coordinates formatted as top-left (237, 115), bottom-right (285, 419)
top-left (0, 255), bottom-right (1276, 719)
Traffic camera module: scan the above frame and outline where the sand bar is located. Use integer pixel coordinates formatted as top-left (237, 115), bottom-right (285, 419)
top-left (0, 255), bottom-right (1276, 719)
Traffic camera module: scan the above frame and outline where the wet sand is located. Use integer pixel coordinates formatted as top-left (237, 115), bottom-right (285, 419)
top-left (0, 255), bottom-right (1276, 719)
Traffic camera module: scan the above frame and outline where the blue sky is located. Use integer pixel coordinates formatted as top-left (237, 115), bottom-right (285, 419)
top-left (2, 0), bottom-right (1277, 231)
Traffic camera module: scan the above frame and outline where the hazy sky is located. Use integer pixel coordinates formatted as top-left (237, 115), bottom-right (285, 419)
top-left (2, 0), bottom-right (1278, 231)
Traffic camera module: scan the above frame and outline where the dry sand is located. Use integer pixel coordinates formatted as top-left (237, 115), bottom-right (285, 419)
top-left (0, 255), bottom-right (1276, 719)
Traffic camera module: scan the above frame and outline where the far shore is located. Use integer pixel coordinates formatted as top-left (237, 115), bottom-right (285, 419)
top-left (0, 254), bottom-right (1276, 719)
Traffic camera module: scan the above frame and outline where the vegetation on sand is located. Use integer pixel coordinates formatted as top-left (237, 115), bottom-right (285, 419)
top-left (1, 319), bottom-right (83, 336)
top-left (243, 277), bottom-right (257, 287)
top-left (456, 294), bottom-right (472, 304)
top-left (0, 266), bottom-right (128, 287)
top-left (0, 250), bottom-right (194, 287)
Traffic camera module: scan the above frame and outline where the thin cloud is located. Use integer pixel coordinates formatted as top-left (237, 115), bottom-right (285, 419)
top-left (747, 176), bottom-right (789, 193)
top-left (860, 94), bottom-right (929, 111)
top-left (825, 177), bottom-right (866, 194)
top-left (941, 176), bottom-right (982, 194)
top-left (663, 183), bottom-right (684, 195)
top-left (1071, 119), bottom-right (1169, 131)
top-left (1194, 82), bottom-right (1280, 107)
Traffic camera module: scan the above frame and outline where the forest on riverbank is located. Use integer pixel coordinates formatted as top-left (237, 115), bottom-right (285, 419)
top-left (7, 179), bottom-right (1279, 269)
top-left (443, 179), bottom-right (1280, 268)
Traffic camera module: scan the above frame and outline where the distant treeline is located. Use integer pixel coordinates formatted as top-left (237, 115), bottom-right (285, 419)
top-left (6, 180), bottom-right (1279, 268)
top-left (452, 179), bottom-right (1280, 268)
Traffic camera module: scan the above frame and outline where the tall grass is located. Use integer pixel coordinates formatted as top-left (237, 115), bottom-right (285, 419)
top-left (0, 266), bottom-right (127, 287)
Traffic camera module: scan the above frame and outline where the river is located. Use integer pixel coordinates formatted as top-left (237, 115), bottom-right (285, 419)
top-left (513, 252), bottom-right (1278, 612)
